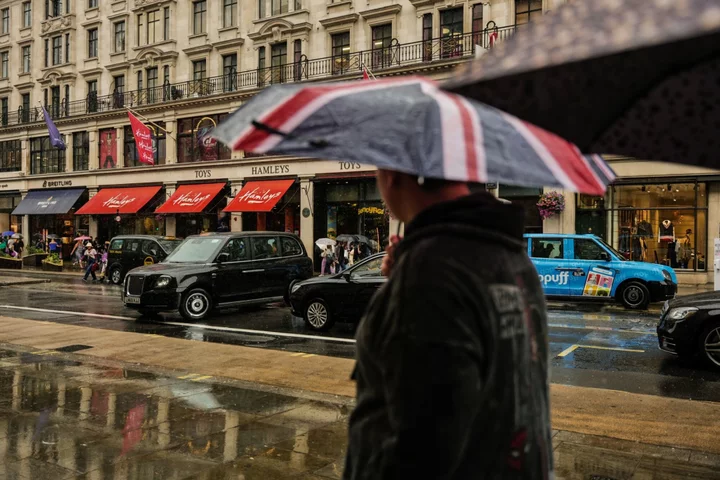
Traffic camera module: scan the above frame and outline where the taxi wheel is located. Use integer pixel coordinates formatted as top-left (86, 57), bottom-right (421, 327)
top-left (699, 321), bottom-right (720, 371)
top-left (110, 267), bottom-right (123, 285)
top-left (304, 299), bottom-right (334, 331)
top-left (619, 281), bottom-right (650, 310)
top-left (180, 288), bottom-right (212, 321)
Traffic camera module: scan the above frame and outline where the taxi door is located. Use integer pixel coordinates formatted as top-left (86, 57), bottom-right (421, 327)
top-left (566, 238), bottom-right (615, 297)
top-left (529, 237), bottom-right (570, 296)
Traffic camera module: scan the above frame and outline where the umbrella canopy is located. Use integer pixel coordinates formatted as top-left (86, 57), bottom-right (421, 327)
top-left (443, 0), bottom-right (720, 168)
top-left (46, 234), bottom-right (59, 239)
top-left (213, 76), bottom-right (614, 195)
top-left (337, 234), bottom-right (370, 244)
top-left (315, 238), bottom-right (336, 248)
top-left (74, 236), bottom-right (91, 241)
top-left (1, 231), bottom-right (14, 237)
top-left (11, 234), bottom-right (22, 239)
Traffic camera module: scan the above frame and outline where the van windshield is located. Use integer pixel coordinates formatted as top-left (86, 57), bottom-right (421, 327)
top-left (164, 237), bottom-right (225, 263)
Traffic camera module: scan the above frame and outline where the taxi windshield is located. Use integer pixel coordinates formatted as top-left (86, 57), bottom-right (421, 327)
top-left (164, 237), bottom-right (225, 263)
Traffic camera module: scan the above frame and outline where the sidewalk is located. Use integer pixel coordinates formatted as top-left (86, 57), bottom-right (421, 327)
top-left (0, 318), bottom-right (720, 478)
top-left (0, 344), bottom-right (719, 479)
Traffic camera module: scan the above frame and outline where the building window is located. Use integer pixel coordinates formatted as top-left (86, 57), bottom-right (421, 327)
top-left (271, 0), bottom-right (288, 16)
top-left (146, 67), bottom-right (158, 103)
top-left (440, 7), bottom-right (464, 58)
top-left (163, 65), bottom-right (169, 84)
top-left (270, 42), bottom-right (286, 83)
top-left (113, 75), bottom-right (124, 94)
top-left (23, 2), bottom-right (31, 28)
top-left (0, 51), bottom-right (8, 78)
top-left (472, 3), bottom-right (484, 47)
top-left (163, 7), bottom-right (170, 40)
top-left (64, 84), bottom-right (69, 115)
top-left (52, 35), bottom-right (61, 65)
top-left (1, 8), bottom-right (9, 35)
top-left (124, 122), bottom-right (166, 167)
top-left (371, 23), bottom-right (392, 69)
top-left (44, 39), bottom-right (49, 67)
top-left (193, 0), bottom-right (206, 35)
top-left (147, 10), bottom-right (159, 44)
top-left (257, 46), bottom-right (266, 87)
top-left (177, 114), bottom-right (231, 163)
top-left (0, 140), bottom-right (21, 171)
top-left (162, 65), bottom-right (170, 99)
top-left (64, 33), bottom-right (69, 63)
top-left (98, 128), bottom-right (117, 169)
top-left (609, 183), bottom-right (708, 271)
top-left (137, 14), bottom-right (143, 46)
top-left (22, 46), bottom-right (31, 73)
top-left (515, 0), bottom-right (542, 26)
top-left (294, 0), bottom-right (301, 9)
top-left (73, 132), bottom-right (90, 171)
top-left (293, 39), bottom-right (302, 81)
top-left (114, 21), bottom-right (126, 52)
top-left (331, 32), bottom-right (350, 75)
top-left (137, 70), bottom-right (143, 91)
top-left (223, 0), bottom-right (236, 28)
top-left (47, 0), bottom-right (63, 18)
top-left (88, 0), bottom-right (97, 8)
top-left (222, 54), bottom-right (237, 91)
top-left (21, 93), bottom-right (30, 123)
top-left (31, 136), bottom-right (66, 174)
top-left (87, 28), bottom-right (98, 58)
top-left (50, 85), bottom-right (60, 118)
top-left (86, 80), bottom-right (97, 113)
top-left (422, 13), bottom-right (432, 61)
top-left (192, 59), bottom-right (206, 94)
top-left (258, 0), bottom-right (265, 19)
top-left (0, 97), bottom-right (7, 126)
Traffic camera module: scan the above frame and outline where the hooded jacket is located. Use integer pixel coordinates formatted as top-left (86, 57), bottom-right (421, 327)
top-left (344, 193), bottom-right (552, 480)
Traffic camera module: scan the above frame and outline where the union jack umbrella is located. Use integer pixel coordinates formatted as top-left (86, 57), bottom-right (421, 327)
top-left (213, 76), bottom-right (614, 195)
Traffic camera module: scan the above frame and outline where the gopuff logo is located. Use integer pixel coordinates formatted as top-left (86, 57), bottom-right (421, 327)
top-left (538, 271), bottom-right (570, 286)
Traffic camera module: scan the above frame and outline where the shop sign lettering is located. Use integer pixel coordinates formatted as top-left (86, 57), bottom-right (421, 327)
top-left (37, 196), bottom-right (59, 209)
top-left (42, 180), bottom-right (73, 188)
top-left (0, 184), bottom-right (8, 189)
top-left (173, 191), bottom-right (212, 207)
top-left (238, 186), bottom-right (284, 205)
top-left (358, 206), bottom-right (384, 215)
top-left (538, 272), bottom-right (570, 286)
top-left (195, 169), bottom-right (212, 179)
top-left (251, 165), bottom-right (290, 176)
top-left (102, 194), bottom-right (137, 209)
top-left (339, 162), bottom-right (361, 170)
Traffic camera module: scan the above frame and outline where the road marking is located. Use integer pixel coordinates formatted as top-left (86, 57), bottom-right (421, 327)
top-left (557, 345), bottom-right (579, 357)
top-left (178, 373), bottom-right (201, 379)
top-left (290, 352), bottom-right (305, 357)
top-left (577, 344), bottom-right (645, 353)
top-left (0, 305), bottom-right (133, 321)
top-left (302, 354), bottom-right (316, 358)
top-left (548, 323), bottom-right (655, 335)
top-left (190, 375), bottom-right (213, 381)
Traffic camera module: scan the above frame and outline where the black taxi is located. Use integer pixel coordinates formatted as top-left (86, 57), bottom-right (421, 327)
top-left (107, 235), bottom-right (182, 285)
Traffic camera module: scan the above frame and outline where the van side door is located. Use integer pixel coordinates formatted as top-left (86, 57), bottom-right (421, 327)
top-left (213, 237), bottom-right (260, 303)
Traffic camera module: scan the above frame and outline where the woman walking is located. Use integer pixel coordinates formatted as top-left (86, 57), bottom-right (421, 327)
top-left (82, 242), bottom-right (98, 282)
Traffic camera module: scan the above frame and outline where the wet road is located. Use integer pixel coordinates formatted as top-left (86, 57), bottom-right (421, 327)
top-left (2, 274), bottom-right (720, 403)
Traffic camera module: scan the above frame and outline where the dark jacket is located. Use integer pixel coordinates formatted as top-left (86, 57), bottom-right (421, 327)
top-left (344, 193), bottom-right (552, 480)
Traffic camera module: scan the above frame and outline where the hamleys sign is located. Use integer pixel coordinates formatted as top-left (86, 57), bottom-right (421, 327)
top-left (102, 194), bottom-right (137, 209)
top-left (173, 191), bottom-right (212, 207)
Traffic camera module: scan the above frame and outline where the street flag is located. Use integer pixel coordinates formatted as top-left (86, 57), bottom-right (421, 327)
top-left (127, 111), bottom-right (155, 165)
top-left (41, 106), bottom-right (65, 150)
top-left (361, 63), bottom-right (375, 80)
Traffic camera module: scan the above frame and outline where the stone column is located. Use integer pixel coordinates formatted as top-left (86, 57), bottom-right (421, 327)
top-left (229, 178), bottom-right (244, 232)
top-left (21, 137), bottom-right (30, 174)
top-left (88, 130), bottom-right (99, 170)
top-left (299, 175), bottom-right (314, 263)
top-left (88, 188), bottom-right (98, 239)
top-left (20, 191), bottom-right (30, 238)
top-left (164, 120), bottom-right (177, 164)
top-left (164, 183), bottom-right (177, 236)
top-left (65, 133), bottom-right (73, 172)
top-left (116, 127), bottom-right (125, 168)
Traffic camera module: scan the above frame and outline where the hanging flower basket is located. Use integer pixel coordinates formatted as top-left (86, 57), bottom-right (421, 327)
top-left (537, 191), bottom-right (566, 220)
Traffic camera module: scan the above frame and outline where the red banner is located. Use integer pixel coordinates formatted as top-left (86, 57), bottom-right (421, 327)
top-left (128, 111), bottom-right (155, 165)
top-left (223, 180), bottom-right (294, 212)
top-left (156, 183), bottom-right (226, 213)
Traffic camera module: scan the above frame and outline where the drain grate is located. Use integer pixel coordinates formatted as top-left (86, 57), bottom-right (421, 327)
top-left (54, 344), bottom-right (94, 353)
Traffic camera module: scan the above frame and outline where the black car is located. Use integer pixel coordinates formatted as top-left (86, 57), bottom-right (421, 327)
top-left (289, 253), bottom-right (386, 331)
top-left (107, 235), bottom-right (182, 285)
top-left (657, 291), bottom-right (720, 369)
top-left (122, 232), bottom-right (313, 321)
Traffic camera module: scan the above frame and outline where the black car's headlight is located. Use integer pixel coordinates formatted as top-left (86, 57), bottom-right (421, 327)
top-left (291, 282), bottom-right (302, 294)
top-left (664, 307), bottom-right (698, 331)
top-left (154, 276), bottom-right (172, 289)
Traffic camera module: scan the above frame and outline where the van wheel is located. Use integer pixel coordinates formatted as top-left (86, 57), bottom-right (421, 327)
top-left (110, 267), bottom-right (123, 285)
top-left (180, 288), bottom-right (212, 321)
top-left (304, 299), bottom-right (334, 331)
top-left (619, 281), bottom-right (650, 310)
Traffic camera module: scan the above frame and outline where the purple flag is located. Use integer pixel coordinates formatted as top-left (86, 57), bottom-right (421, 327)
top-left (42, 106), bottom-right (66, 150)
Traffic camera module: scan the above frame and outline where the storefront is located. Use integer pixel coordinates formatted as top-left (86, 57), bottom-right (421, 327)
top-left (608, 181), bottom-right (707, 271)
top-left (226, 179), bottom-right (298, 233)
top-left (76, 186), bottom-right (166, 242)
top-left (0, 192), bottom-right (22, 234)
top-left (12, 188), bottom-right (88, 257)
top-left (575, 194), bottom-right (607, 240)
top-left (155, 182), bottom-right (230, 237)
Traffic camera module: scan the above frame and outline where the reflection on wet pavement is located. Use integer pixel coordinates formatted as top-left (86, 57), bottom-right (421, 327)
top-left (0, 346), bottom-right (718, 479)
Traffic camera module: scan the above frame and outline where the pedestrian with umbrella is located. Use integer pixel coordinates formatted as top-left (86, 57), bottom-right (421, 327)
top-left (212, 76), bottom-right (615, 480)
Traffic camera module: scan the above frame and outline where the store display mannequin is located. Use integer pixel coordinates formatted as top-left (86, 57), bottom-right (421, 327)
top-left (659, 220), bottom-right (675, 243)
top-left (676, 229), bottom-right (692, 269)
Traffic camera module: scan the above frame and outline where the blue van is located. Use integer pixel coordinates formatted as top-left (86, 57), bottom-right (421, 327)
top-left (525, 234), bottom-right (677, 309)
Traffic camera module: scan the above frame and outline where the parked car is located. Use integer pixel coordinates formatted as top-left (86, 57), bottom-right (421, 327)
top-left (107, 235), bottom-right (182, 285)
top-left (289, 253), bottom-right (386, 331)
top-left (658, 292), bottom-right (720, 369)
top-left (122, 232), bottom-right (313, 321)
top-left (526, 234), bottom-right (677, 309)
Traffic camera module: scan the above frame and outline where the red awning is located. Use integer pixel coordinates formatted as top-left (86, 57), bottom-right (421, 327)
top-left (76, 186), bottom-right (162, 215)
top-left (155, 183), bottom-right (226, 214)
top-left (223, 179), bottom-right (294, 212)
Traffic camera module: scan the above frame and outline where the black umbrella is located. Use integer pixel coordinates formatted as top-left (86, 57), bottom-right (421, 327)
top-left (444, 0), bottom-right (720, 168)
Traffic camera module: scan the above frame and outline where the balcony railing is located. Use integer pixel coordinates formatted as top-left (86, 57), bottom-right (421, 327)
top-left (0, 25), bottom-right (516, 129)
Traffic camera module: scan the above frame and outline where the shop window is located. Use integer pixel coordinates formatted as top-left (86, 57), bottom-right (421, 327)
top-left (0, 140), bottom-right (22, 172)
top-left (531, 238), bottom-right (562, 259)
top-left (72, 132), bottom-right (89, 171)
top-left (252, 236), bottom-right (280, 259)
top-left (281, 237), bottom-right (302, 257)
top-left (576, 193), bottom-right (606, 239)
top-left (99, 128), bottom-right (118, 169)
top-left (610, 183), bottom-right (707, 271)
top-left (30, 136), bottom-right (65, 174)
top-left (124, 123), bottom-right (165, 167)
top-left (574, 239), bottom-right (607, 261)
top-left (220, 238), bottom-right (247, 261)
top-left (176, 114), bottom-right (231, 163)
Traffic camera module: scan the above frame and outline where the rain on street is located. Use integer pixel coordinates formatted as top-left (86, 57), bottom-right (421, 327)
top-left (3, 273), bottom-right (720, 404)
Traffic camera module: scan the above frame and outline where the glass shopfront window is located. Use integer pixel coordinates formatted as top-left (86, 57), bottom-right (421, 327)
top-left (241, 183), bottom-right (300, 235)
top-left (610, 182), bottom-right (707, 271)
top-left (177, 115), bottom-right (231, 163)
top-left (576, 194), bottom-right (607, 240)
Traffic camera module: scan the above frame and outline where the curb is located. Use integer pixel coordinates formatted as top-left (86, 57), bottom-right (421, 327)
top-left (0, 268), bottom-right (82, 278)
top-left (0, 279), bottom-right (51, 287)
